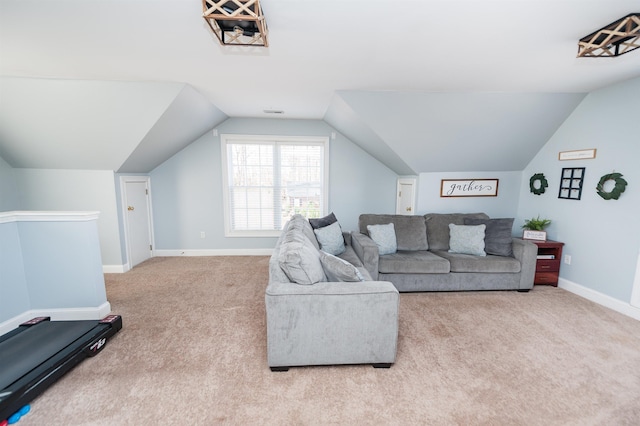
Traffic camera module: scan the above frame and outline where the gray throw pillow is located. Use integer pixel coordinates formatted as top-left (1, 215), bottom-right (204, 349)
top-left (367, 223), bottom-right (397, 255)
top-left (309, 212), bottom-right (337, 229)
top-left (448, 224), bottom-right (486, 256)
top-left (464, 218), bottom-right (514, 257)
top-left (318, 250), bottom-right (365, 282)
top-left (314, 221), bottom-right (346, 255)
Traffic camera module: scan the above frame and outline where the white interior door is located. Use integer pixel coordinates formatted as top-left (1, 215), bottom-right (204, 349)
top-left (396, 178), bottom-right (417, 215)
top-left (121, 177), bottom-right (154, 269)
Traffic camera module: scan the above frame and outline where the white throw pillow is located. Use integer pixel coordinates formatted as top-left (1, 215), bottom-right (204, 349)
top-left (367, 223), bottom-right (397, 255)
top-left (448, 224), bottom-right (486, 256)
top-left (314, 220), bottom-right (346, 255)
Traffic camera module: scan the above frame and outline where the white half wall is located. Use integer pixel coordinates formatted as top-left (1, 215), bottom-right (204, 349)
top-left (0, 211), bottom-right (111, 334)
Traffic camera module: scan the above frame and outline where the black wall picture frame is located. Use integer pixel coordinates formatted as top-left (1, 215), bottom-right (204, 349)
top-left (558, 167), bottom-right (585, 200)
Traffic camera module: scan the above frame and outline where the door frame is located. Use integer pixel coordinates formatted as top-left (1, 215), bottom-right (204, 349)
top-left (119, 176), bottom-right (155, 272)
top-left (396, 177), bottom-right (417, 215)
top-left (631, 251), bottom-right (640, 308)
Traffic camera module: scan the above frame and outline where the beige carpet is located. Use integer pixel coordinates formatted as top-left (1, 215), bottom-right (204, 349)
top-left (17, 256), bottom-right (640, 425)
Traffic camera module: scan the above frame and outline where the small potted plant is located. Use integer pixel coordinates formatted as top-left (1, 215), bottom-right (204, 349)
top-left (522, 216), bottom-right (551, 241)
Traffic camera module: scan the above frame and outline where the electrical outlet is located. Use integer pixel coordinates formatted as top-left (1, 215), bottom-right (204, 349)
top-left (564, 255), bottom-right (571, 265)
top-left (200, 231), bottom-right (206, 239)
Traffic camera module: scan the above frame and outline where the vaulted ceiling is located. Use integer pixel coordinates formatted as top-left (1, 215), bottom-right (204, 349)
top-left (1, 0), bottom-right (639, 174)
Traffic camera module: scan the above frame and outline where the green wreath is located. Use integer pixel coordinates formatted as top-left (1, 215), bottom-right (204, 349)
top-left (596, 172), bottom-right (628, 200)
top-left (529, 173), bottom-right (548, 195)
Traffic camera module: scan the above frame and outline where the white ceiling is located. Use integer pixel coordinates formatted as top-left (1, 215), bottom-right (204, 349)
top-left (1, 0), bottom-right (639, 173)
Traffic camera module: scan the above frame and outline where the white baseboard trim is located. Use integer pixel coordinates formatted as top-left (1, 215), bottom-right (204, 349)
top-left (102, 251), bottom-right (271, 273)
top-left (154, 249), bottom-right (273, 257)
top-left (558, 278), bottom-right (640, 321)
top-left (0, 302), bottom-right (112, 335)
top-left (103, 264), bottom-right (127, 273)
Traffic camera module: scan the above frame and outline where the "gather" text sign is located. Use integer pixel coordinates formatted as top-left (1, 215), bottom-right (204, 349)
top-left (440, 179), bottom-right (499, 197)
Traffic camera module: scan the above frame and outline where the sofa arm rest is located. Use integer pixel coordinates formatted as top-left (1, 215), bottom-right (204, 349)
top-left (265, 280), bottom-right (399, 368)
top-left (512, 238), bottom-right (537, 290)
top-left (351, 231), bottom-right (380, 280)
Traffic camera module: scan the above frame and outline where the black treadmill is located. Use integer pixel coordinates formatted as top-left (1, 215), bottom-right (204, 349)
top-left (0, 315), bottom-right (122, 421)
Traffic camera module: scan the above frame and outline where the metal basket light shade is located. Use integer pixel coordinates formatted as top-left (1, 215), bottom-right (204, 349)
top-left (202, 0), bottom-right (268, 47)
top-left (578, 13), bottom-right (640, 57)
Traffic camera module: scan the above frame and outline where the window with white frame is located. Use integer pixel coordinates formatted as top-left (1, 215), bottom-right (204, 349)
top-left (221, 134), bottom-right (329, 237)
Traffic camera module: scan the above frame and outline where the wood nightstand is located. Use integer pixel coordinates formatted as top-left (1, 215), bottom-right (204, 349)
top-left (529, 239), bottom-right (564, 286)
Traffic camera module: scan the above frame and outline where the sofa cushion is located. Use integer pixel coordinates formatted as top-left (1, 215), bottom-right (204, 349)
top-left (424, 213), bottom-right (489, 251)
top-left (269, 252), bottom-right (291, 284)
top-left (288, 214), bottom-right (320, 250)
top-left (278, 227), bottom-right (326, 285)
top-left (338, 245), bottom-right (364, 268)
top-left (367, 223), bottom-right (397, 255)
top-left (319, 251), bottom-right (366, 282)
top-left (359, 214), bottom-right (428, 251)
top-left (448, 224), bottom-right (486, 257)
top-left (379, 250), bottom-right (450, 274)
top-left (314, 221), bottom-right (346, 255)
top-left (464, 217), bottom-right (514, 257)
top-left (433, 251), bottom-right (521, 273)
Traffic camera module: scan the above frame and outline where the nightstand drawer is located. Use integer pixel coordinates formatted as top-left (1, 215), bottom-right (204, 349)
top-left (535, 272), bottom-right (559, 285)
top-left (536, 259), bottom-right (560, 272)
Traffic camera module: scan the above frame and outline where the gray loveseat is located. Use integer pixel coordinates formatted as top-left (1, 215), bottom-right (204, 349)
top-left (351, 213), bottom-right (537, 292)
top-left (265, 214), bottom-right (399, 371)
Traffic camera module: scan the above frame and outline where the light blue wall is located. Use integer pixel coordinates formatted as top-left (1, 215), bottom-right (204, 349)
top-left (0, 155), bottom-right (19, 211)
top-left (150, 118), bottom-right (398, 250)
top-left (518, 76), bottom-right (640, 303)
top-left (12, 169), bottom-right (123, 266)
top-left (0, 220), bottom-right (30, 320)
top-left (150, 130), bottom-right (229, 250)
top-left (417, 171), bottom-right (522, 221)
top-left (18, 220), bottom-right (106, 309)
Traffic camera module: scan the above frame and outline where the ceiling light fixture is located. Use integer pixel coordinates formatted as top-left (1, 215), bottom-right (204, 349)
top-left (577, 13), bottom-right (640, 57)
top-left (202, 0), bottom-right (268, 47)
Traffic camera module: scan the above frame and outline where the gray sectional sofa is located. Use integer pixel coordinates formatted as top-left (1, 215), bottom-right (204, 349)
top-left (351, 213), bottom-right (538, 292)
top-left (265, 212), bottom-right (537, 371)
top-left (265, 214), bottom-right (399, 371)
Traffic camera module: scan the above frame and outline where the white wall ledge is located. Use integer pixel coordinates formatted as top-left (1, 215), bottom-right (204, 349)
top-left (0, 210), bottom-right (100, 223)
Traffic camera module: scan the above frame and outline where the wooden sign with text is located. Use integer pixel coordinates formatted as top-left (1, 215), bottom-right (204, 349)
top-left (440, 179), bottom-right (499, 197)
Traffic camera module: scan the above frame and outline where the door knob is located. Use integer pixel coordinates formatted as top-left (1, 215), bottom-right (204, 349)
top-left (406, 207), bottom-right (412, 212)
top-left (128, 206), bottom-right (134, 211)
